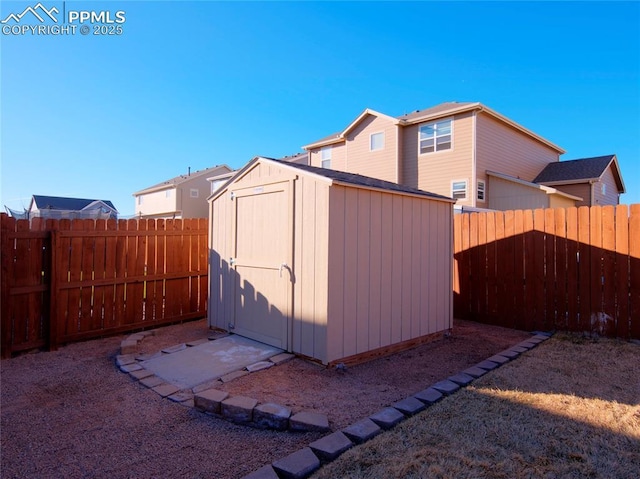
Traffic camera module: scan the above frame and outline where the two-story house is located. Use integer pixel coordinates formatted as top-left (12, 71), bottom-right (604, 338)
top-left (303, 102), bottom-right (625, 210)
top-left (133, 164), bottom-right (232, 219)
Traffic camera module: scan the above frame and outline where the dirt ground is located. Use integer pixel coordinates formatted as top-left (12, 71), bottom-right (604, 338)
top-left (1, 319), bottom-right (530, 478)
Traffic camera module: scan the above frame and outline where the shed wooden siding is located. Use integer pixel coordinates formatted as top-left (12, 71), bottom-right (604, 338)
top-left (309, 142), bottom-right (347, 171)
top-left (344, 114), bottom-right (398, 183)
top-left (488, 176), bottom-right (552, 211)
top-left (325, 185), bottom-right (452, 363)
top-left (291, 174), bottom-right (330, 361)
top-left (475, 113), bottom-right (561, 195)
top-left (209, 180), bottom-right (233, 330)
top-left (401, 112), bottom-right (474, 205)
top-left (209, 161), bottom-right (295, 331)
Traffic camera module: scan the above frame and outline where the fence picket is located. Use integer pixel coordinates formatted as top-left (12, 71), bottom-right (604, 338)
top-left (615, 205), bottom-right (630, 338)
top-left (629, 205), bottom-right (640, 338)
top-left (566, 207), bottom-right (579, 331)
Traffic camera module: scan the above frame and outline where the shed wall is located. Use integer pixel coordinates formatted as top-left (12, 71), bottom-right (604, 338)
top-left (325, 185), bottom-right (453, 364)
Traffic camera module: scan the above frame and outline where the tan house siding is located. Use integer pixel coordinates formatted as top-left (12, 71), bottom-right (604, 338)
top-left (488, 176), bottom-right (552, 211)
top-left (326, 186), bottom-right (452, 363)
top-left (179, 175), bottom-right (214, 217)
top-left (594, 167), bottom-right (620, 205)
top-left (309, 142), bottom-right (347, 171)
top-left (549, 195), bottom-right (577, 209)
top-left (476, 112), bottom-right (560, 204)
top-left (401, 112), bottom-right (474, 204)
top-left (344, 114), bottom-right (398, 183)
top-left (135, 188), bottom-right (176, 217)
top-left (553, 183), bottom-right (591, 207)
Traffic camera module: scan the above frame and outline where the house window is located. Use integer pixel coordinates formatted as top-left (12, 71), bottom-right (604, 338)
top-left (452, 180), bottom-right (467, 200)
top-left (137, 196), bottom-right (143, 205)
top-left (419, 119), bottom-right (452, 154)
top-left (601, 183), bottom-right (606, 195)
top-left (321, 147), bottom-right (331, 169)
top-left (477, 180), bottom-right (486, 202)
top-left (190, 189), bottom-right (199, 198)
top-left (165, 190), bottom-right (172, 198)
top-left (370, 132), bottom-right (384, 151)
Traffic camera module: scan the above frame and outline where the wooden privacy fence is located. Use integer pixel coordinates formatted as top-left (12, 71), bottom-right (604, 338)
top-left (1, 214), bottom-right (208, 358)
top-left (454, 204), bottom-right (640, 339)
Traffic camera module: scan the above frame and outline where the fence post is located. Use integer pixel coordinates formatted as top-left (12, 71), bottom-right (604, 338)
top-left (49, 229), bottom-right (59, 352)
top-left (1, 214), bottom-right (14, 358)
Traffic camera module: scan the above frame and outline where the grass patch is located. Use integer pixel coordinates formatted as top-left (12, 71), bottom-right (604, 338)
top-left (312, 335), bottom-right (640, 479)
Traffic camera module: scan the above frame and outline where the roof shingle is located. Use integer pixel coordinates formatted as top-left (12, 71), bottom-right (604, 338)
top-left (533, 155), bottom-right (615, 183)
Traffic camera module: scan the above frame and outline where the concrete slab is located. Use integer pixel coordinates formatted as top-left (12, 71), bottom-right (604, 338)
top-left (140, 335), bottom-right (282, 389)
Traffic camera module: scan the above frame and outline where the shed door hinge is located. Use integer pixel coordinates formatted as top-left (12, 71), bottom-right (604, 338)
top-left (230, 191), bottom-right (235, 200)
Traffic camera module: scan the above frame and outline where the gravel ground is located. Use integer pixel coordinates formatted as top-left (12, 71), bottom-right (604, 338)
top-left (1, 319), bottom-right (530, 479)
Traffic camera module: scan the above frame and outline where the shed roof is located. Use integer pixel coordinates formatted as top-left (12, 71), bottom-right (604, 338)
top-left (133, 164), bottom-right (233, 195)
top-left (533, 155), bottom-right (624, 193)
top-left (271, 159), bottom-right (455, 202)
top-left (31, 195), bottom-right (117, 212)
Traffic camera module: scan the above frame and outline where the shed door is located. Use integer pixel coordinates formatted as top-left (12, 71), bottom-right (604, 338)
top-left (230, 181), bottom-right (292, 349)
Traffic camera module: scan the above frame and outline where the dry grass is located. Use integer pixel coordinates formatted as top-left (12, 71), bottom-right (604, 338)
top-left (312, 334), bottom-right (640, 479)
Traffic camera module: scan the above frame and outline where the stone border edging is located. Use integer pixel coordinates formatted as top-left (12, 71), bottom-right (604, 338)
top-left (115, 330), bottom-right (330, 433)
top-left (240, 332), bottom-right (554, 479)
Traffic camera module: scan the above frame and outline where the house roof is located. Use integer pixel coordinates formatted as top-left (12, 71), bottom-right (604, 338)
top-left (278, 152), bottom-right (309, 165)
top-left (303, 102), bottom-right (564, 154)
top-left (31, 195), bottom-right (117, 212)
top-left (397, 101), bottom-right (477, 122)
top-left (532, 155), bottom-right (625, 193)
top-left (133, 164), bottom-right (233, 196)
top-left (271, 159), bottom-right (455, 202)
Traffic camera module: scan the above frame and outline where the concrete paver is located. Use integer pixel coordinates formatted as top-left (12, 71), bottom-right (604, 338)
top-left (194, 389), bottom-right (229, 414)
top-left (342, 418), bottom-right (381, 444)
top-left (241, 465), bottom-right (280, 479)
top-left (139, 375), bottom-right (165, 388)
top-left (309, 431), bottom-right (353, 462)
top-left (289, 411), bottom-right (330, 432)
top-left (475, 359), bottom-right (500, 371)
top-left (392, 396), bottom-right (426, 416)
top-left (253, 403), bottom-right (291, 430)
top-left (462, 366), bottom-right (488, 378)
top-left (152, 383), bottom-right (180, 397)
top-left (272, 448), bottom-right (320, 479)
top-left (448, 372), bottom-right (474, 386)
top-left (222, 396), bottom-right (258, 423)
top-left (413, 387), bottom-right (443, 404)
top-left (431, 379), bottom-right (461, 395)
top-left (369, 407), bottom-right (405, 430)
top-left (487, 354), bottom-right (510, 364)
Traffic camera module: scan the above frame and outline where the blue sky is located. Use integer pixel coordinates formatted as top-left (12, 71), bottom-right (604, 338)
top-left (1, 1), bottom-right (639, 216)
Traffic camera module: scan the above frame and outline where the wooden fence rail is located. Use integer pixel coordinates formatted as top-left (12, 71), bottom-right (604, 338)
top-left (454, 204), bottom-right (640, 339)
top-left (1, 214), bottom-right (208, 358)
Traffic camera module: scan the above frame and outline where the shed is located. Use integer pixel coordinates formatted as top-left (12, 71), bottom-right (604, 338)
top-left (208, 157), bottom-right (455, 365)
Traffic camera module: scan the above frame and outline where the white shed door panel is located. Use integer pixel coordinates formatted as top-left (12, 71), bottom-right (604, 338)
top-left (231, 182), bottom-right (292, 349)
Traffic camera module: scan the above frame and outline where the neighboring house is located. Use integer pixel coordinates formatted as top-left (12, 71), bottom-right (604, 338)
top-left (302, 102), bottom-right (626, 210)
top-left (133, 165), bottom-right (232, 219)
top-left (14, 195), bottom-right (118, 220)
top-left (533, 155), bottom-right (625, 207)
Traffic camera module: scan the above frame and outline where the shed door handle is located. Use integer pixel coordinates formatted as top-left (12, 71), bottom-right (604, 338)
top-left (279, 263), bottom-right (288, 277)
